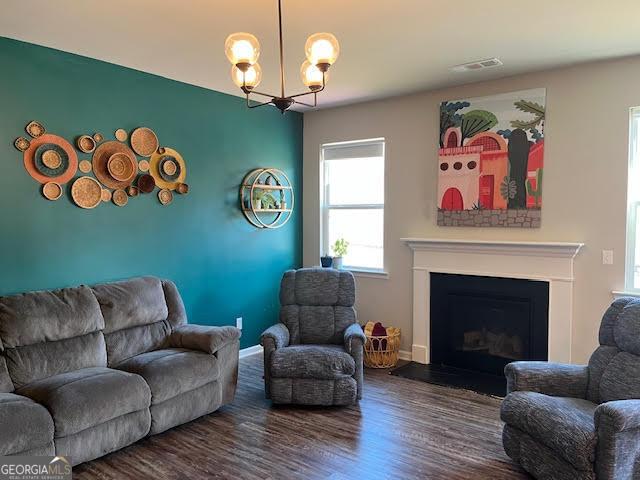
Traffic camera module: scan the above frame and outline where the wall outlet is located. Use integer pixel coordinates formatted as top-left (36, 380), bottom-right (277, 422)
top-left (236, 317), bottom-right (243, 330)
top-left (602, 250), bottom-right (614, 265)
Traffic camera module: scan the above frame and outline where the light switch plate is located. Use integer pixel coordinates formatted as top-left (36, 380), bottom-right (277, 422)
top-left (236, 317), bottom-right (243, 330)
top-left (602, 250), bottom-right (614, 265)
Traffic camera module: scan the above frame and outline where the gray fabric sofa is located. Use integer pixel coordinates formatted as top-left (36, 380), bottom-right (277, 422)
top-left (0, 276), bottom-right (240, 466)
top-left (261, 268), bottom-right (365, 406)
top-left (501, 297), bottom-right (640, 480)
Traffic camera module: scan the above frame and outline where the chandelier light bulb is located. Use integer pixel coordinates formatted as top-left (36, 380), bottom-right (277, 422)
top-left (300, 60), bottom-right (327, 91)
top-left (225, 33), bottom-right (261, 67)
top-left (232, 63), bottom-right (262, 90)
top-left (305, 33), bottom-right (340, 70)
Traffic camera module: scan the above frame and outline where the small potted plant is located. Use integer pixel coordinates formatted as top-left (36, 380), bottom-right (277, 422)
top-left (332, 238), bottom-right (349, 270)
top-left (320, 253), bottom-right (333, 268)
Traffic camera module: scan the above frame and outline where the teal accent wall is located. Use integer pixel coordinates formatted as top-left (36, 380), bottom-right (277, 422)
top-left (0, 37), bottom-right (302, 349)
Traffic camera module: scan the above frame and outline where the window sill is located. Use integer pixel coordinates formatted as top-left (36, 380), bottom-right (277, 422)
top-left (347, 268), bottom-right (389, 279)
top-left (612, 290), bottom-right (640, 298)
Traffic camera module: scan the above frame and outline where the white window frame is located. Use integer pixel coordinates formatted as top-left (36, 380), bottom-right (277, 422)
top-left (626, 108), bottom-right (640, 292)
top-left (320, 138), bottom-right (386, 275)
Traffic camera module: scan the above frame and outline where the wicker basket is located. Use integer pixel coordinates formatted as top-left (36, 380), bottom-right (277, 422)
top-left (364, 329), bottom-right (401, 368)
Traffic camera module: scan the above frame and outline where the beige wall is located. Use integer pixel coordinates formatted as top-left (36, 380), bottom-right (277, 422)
top-left (303, 56), bottom-right (640, 364)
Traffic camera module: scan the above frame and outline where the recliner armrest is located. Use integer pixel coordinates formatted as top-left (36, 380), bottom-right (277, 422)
top-left (344, 323), bottom-right (365, 354)
top-left (169, 324), bottom-right (241, 355)
top-left (505, 361), bottom-right (588, 398)
top-left (596, 400), bottom-right (640, 433)
top-left (260, 323), bottom-right (290, 350)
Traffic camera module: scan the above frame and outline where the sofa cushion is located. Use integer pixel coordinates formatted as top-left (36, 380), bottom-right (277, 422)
top-left (501, 391), bottom-right (597, 471)
top-left (600, 351), bottom-right (640, 402)
top-left (0, 356), bottom-right (13, 393)
top-left (6, 331), bottom-right (107, 389)
top-left (0, 286), bottom-right (103, 348)
top-left (17, 367), bottom-right (150, 437)
top-left (115, 349), bottom-right (219, 405)
top-left (0, 392), bottom-right (54, 455)
top-left (270, 345), bottom-right (356, 379)
top-left (92, 277), bottom-right (169, 334)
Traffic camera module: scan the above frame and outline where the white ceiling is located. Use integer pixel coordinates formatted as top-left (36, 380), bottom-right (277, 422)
top-left (2, 0), bottom-right (640, 110)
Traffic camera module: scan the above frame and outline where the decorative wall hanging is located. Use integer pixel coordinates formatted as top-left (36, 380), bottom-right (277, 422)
top-left (240, 167), bottom-right (293, 229)
top-left (158, 188), bottom-right (173, 205)
top-left (11, 121), bottom-right (190, 209)
top-left (114, 129), bottom-right (128, 142)
top-left (71, 176), bottom-right (102, 209)
top-left (149, 147), bottom-right (186, 190)
top-left (42, 182), bottom-right (62, 201)
top-left (130, 127), bottom-right (159, 157)
top-left (26, 121), bottom-right (45, 138)
top-left (112, 189), bottom-right (128, 207)
top-left (225, 0), bottom-right (340, 113)
top-left (437, 88), bottom-right (545, 228)
top-left (78, 160), bottom-right (92, 174)
top-left (93, 141), bottom-right (138, 189)
top-left (23, 134), bottom-right (78, 185)
top-left (76, 135), bottom-right (97, 153)
top-left (14, 137), bottom-right (30, 152)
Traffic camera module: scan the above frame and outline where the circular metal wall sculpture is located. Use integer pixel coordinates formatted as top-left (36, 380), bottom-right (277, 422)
top-left (240, 168), bottom-right (294, 229)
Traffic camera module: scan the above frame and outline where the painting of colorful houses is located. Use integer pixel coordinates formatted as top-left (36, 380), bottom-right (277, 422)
top-left (437, 88), bottom-right (545, 228)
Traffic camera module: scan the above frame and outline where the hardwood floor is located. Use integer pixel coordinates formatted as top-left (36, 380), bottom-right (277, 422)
top-left (74, 354), bottom-right (528, 479)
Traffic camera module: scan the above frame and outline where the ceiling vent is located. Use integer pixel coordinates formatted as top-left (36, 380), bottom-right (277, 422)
top-left (451, 58), bottom-right (503, 72)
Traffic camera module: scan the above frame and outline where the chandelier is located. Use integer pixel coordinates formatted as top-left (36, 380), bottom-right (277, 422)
top-left (224, 0), bottom-right (340, 114)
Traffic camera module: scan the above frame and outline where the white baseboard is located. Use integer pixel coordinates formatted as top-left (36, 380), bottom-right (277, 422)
top-left (398, 350), bottom-right (412, 361)
top-left (239, 344), bottom-right (263, 358)
top-left (240, 344), bottom-right (410, 361)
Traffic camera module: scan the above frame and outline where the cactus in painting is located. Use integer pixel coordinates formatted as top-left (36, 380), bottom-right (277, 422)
top-left (526, 168), bottom-right (543, 207)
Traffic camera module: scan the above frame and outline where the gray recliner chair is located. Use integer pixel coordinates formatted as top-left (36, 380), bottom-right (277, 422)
top-left (501, 297), bottom-right (640, 480)
top-left (260, 268), bottom-right (365, 406)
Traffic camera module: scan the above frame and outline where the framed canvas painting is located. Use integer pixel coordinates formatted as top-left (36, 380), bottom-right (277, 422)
top-left (437, 88), bottom-right (545, 227)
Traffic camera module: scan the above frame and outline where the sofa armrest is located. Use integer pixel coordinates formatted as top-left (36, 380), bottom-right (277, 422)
top-left (260, 323), bottom-right (290, 350)
top-left (169, 324), bottom-right (241, 355)
top-left (344, 323), bottom-right (365, 354)
top-left (596, 400), bottom-right (640, 433)
top-left (594, 400), bottom-right (640, 480)
top-left (505, 361), bottom-right (588, 397)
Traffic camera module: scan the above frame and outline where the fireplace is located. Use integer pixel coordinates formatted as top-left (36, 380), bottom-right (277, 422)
top-left (430, 273), bottom-right (549, 377)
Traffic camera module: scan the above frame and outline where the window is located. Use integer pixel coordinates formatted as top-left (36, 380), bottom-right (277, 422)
top-left (321, 138), bottom-right (385, 272)
top-left (627, 108), bottom-right (640, 290)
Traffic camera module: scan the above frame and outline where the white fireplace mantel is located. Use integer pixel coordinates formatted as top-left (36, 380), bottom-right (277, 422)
top-left (401, 238), bottom-right (584, 364)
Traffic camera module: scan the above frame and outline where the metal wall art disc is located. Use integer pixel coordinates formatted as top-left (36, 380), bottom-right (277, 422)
top-left (71, 176), bottom-right (102, 209)
top-left (23, 134), bottom-right (78, 185)
top-left (130, 127), bottom-right (159, 157)
top-left (42, 182), bottom-right (62, 201)
top-left (149, 147), bottom-right (186, 190)
top-left (92, 141), bottom-right (137, 189)
top-left (26, 121), bottom-right (45, 138)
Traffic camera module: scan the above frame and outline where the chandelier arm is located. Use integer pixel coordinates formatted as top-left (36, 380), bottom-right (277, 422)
top-left (246, 94), bottom-right (273, 109)
top-left (288, 86), bottom-right (325, 99)
top-left (278, 0), bottom-right (285, 99)
top-left (293, 99), bottom-right (316, 108)
top-left (243, 88), bottom-right (279, 99)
